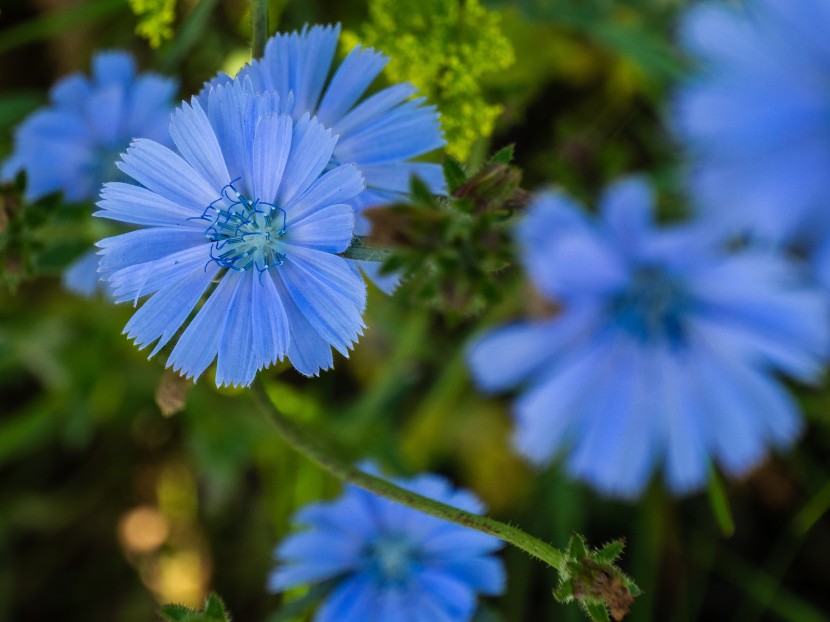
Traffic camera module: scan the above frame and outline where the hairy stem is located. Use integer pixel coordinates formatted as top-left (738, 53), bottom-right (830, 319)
top-left (250, 0), bottom-right (269, 58)
top-left (339, 235), bottom-right (394, 262)
top-left (251, 379), bottom-right (566, 571)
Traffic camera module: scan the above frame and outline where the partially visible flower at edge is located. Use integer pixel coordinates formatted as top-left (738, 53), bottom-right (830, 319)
top-left (673, 0), bottom-right (830, 246)
top-left (2, 50), bottom-right (177, 296)
top-left (270, 462), bottom-right (505, 622)
top-left (95, 78), bottom-right (367, 387)
top-left (201, 23), bottom-right (446, 293)
top-left (468, 177), bottom-right (830, 498)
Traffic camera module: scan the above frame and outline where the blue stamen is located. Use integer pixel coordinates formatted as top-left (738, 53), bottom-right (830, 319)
top-left (203, 180), bottom-right (288, 273)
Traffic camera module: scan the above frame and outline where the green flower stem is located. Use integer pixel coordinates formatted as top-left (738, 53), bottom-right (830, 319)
top-left (250, 0), bottom-right (269, 58)
top-left (339, 235), bottom-right (394, 262)
top-left (251, 379), bottom-right (567, 571)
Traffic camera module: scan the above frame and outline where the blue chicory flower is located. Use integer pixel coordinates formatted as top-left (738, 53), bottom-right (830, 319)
top-left (95, 79), bottom-right (367, 386)
top-left (2, 50), bottom-right (177, 296)
top-left (202, 24), bottom-right (446, 292)
top-left (270, 464), bottom-right (504, 622)
top-left (673, 0), bottom-right (830, 245)
top-left (468, 178), bottom-right (830, 498)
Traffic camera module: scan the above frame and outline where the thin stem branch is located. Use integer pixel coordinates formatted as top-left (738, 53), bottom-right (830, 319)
top-left (251, 379), bottom-right (566, 571)
top-left (339, 235), bottom-right (394, 262)
top-left (250, 0), bottom-right (269, 59)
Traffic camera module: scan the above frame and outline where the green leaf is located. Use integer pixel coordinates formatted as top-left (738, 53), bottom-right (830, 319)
top-left (442, 156), bottom-right (467, 194)
top-left (488, 144), bottom-right (515, 165)
top-left (582, 601), bottom-right (611, 622)
top-left (706, 464), bottom-right (735, 537)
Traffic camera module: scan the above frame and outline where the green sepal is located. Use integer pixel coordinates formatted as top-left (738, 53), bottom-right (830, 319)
top-left (488, 144), bottom-right (515, 165)
top-left (595, 539), bottom-right (625, 564)
top-left (159, 593), bottom-right (231, 622)
top-left (442, 156), bottom-right (467, 194)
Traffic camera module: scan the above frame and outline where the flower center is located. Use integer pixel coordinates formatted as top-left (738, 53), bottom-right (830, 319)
top-left (368, 533), bottom-right (416, 583)
top-left (202, 180), bottom-right (287, 273)
top-left (611, 267), bottom-right (689, 343)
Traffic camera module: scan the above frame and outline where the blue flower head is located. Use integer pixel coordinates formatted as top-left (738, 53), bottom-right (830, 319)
top-left (468, 178), bottom-right (830, 498)
top-left (270, 464), bottom-right (504, 622)
top-left (2, 50), bottom-right (177, 296)
top-left (674, 0), bottom-right (830, 244)
top-left (95, 79), bottom-right (367, 386)
top-left (202, 24), bottom-right (446, 292)
top-left (3, 51), bottom-right (176, 202)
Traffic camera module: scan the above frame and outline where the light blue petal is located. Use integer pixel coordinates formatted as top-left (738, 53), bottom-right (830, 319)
top-left (170, 98), bottom-right (230, 188)
top-left (421, 528), bottom-right (502, 560)
top-left (85, 84), bottom-right (126, 146)
top-left (566, 339), bottom-right (656, 498)
top-left (62, 249), bottom-right (104, 297)
top-left (166, 270), bottom-right (238, 383)
top-left (280, 246), bottom-right (366, 356)
top-left (284, 163), bottom-right (365, 226)
top-left (334, 99), bottom-right (444, 166)
top-left (276, 114), bottom-right (337, 205)
top-left (413, 570), bottom-right (476, 620)
top-left (513, 339), bottom-right (608, 465)
top-left (127, 74), bottom-right (177, 142)
top-left (91, 51), bottom-right (136, 87)
top-left (599, 176), bottom-right (654, 253)
top-left (661, 351), bottom-right (711, 494)
top-left (251, 271), bottom-right (290, 373)
top-left (50, 74), bottom-right (91, 113)
top-left (315, 46), bottom-right (388, 127)
top-left (358, 162), bottom-right (445, 195)
top-left (256, 24), bottom-right (341, 114)
top-left (467, 320), bottom-right (567, 393)
top-left (97, 227), bottom-right (206, 277)
top-left (216, 270), bottom-right (259, 387)
top-left (315, 572), bottom-right (379, 622)
top-left (333, 83), bottom-right (416, 137)
top-left (252, 112), bottom-right (292, 204)
top-left (123, 263), bottom-right (218, 356)
top-left (357, 261), bottom-right (400, 294)
top-left (273, 272), bottom-right (335, 376)
top-left (117, 138), bottom-right (218, 213)
top-left (429, 557), bottom-right (505, 596)
top-left (96, 181), bottom-right (204, 226)
top-left (205, 80), bottom-right (253, 186)
top-left (108, 245), bottom-right (208, 305)
top-left (284, 204), bottom-right (354, 253)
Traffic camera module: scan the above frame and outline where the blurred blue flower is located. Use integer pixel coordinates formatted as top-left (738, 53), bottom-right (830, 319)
top-left (2, 51), bottom-right (177, 296)
top-left (3, 51), bottom-right (175, 202)
top-left (269, 464), bottom-right (504, 621)
top-left (674, 0), bottom-right (830, 245)
top-left (468, 178), bottom-right (829, 498)
top-left (95, 79), bottom-right (367, 386)
top-left (203, 24), bottom-right (445, 292)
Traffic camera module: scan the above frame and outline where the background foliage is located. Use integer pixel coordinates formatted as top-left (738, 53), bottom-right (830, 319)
top-left (1, 0), bottom-right (830, 620)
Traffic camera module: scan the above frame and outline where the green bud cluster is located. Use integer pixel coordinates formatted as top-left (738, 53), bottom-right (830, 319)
top-left (365, 145), bottom-right (526, 320)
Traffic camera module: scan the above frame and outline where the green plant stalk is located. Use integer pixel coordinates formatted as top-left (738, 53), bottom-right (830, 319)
top-left (250, 0), bottom-right (269, 58)
top-left (251, 379), bottom-right (567, 571)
